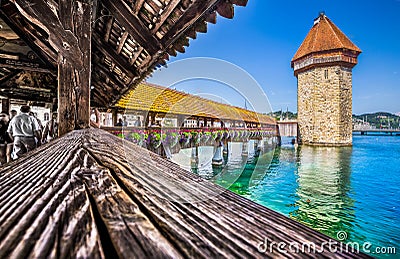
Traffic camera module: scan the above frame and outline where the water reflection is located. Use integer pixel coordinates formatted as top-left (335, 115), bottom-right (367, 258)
top-left (172, 139), bottom-right (277, 196)
top-left (173, 136), bottom-right (400, 256)
top-left (172, 140), bottom-right (358, 239)
top-left (290, 145), bottom-right (357, 239)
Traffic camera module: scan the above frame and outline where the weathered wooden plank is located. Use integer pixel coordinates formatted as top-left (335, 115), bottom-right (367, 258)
top-left (83, 129), bottom-right (371, 258)
top-left (0, 63), bottom-right (52, 74)
top-left (0, 133), bottom-right (103, 258)
top-left (0, 129), bottom-right (372, 258)
top-left (77, 151), bottom-right (182, 258)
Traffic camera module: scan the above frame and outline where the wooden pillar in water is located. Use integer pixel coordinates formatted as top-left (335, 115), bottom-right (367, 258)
top-left (242, 141), bottom-right (248, 157)
top-left (212, 140), bottom-right (223, 167)
top-left (222, 138), bottom-right (229, 156)
top-left (190, 145), bottom-right (199, 168)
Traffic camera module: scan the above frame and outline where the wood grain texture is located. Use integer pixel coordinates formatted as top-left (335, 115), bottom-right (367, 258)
top-left (0, 129), bottom-right (372, 258)
top-left (58, 0), bottom-right (92, 136)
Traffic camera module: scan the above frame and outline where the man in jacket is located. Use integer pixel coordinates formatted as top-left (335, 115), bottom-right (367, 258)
top-left (7, 105), bottom-right (42, 160)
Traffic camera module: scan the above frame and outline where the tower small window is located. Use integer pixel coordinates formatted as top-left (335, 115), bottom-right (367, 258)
top-left (324, 69), bottom-right (329, 79)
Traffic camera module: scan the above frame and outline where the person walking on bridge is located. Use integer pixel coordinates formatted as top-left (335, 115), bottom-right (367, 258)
top-left (7, 105), bottom-right (42, 160)
top-left (42, 112), bottom-right (58, 143)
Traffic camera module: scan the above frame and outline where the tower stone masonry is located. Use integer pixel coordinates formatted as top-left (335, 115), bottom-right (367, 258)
top-left (291, 12), bottom-right (361, 146)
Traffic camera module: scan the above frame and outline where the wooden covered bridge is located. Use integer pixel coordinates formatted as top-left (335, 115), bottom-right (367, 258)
top-left (0, 0), bottom-right (369, 257)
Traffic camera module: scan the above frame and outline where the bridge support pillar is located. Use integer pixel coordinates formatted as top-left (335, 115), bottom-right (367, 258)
top-left (222, 139), bottom-right (229, 156)
top-left (212, 141), bottom-right (223, 167)
top-left (163, 144), bottom-right (172, 160)
top-left (254, 140), bottom-right (261, 157)
top-left (277, 136), bottom-right (282, 146)
top-left (241, 141), bottom-right (248, 157)
top-left (190, 145), bottom-right (199, 168)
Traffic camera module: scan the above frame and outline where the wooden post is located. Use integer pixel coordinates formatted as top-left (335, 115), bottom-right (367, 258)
top-left (112, 109), bottom-right (118, 126)
top-left (0, 98), bottom-right (10, 114)
top-left (144, 111), bottom-right (150, 128)
top-left (11, 0), bottom-right (94, 136)
top-left (150, 112), bottom-right (156, 126)
top-left (58, 0), bottom-right (93, 136)
top-left (177, 115), bottom-right (185, 128)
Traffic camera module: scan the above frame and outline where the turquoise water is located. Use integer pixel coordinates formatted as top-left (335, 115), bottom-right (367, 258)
top-left (172, 136), bottom-right (400, 257)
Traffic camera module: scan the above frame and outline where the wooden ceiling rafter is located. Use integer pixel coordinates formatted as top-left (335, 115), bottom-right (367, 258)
top-left (151, 0), bottom-right (181, 34)
top-left (161, 0), bottom-right (218, 47)
top-left (101, 0), bottom-right (161, 55)
top-left (132, 0), bottom-right (146, 14)
top-left (0, 62), bottom-right (54, 74)
top-left (0, 87), bottom-right (54, 103)
top-left (0, 0), bottom-right (249, 108)
top-left (0, 4), bottom-right (57, 68)
top-left (10, 0), bottom-right (86, 69)
top-left (103, 16), bottom-right (114, 42)
top-left (91, 90), bottom-right (107, 107)
top-left (116, 31), bottom-right (129, 54)
top-left (95, 64), bottom-right (126, 92)
top-left (0, 69), bottom-right (21, 85)
top-left (92, 35), bottom-right (137, 79)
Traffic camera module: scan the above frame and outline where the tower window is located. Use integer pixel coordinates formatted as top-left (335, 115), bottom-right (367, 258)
top-left (324, 69), bottom-right (329, 79)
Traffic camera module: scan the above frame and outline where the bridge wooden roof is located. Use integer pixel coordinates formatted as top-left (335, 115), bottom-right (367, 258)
top-left (117, 82), bottom-right (275, 124)
top-left (0, 0), bottom-right (247, 107)
top-left (292, 13), bottom-right (361, 62)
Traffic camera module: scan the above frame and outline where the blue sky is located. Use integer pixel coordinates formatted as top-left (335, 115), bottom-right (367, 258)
top-left (148, 0), bottom-right (400, 115)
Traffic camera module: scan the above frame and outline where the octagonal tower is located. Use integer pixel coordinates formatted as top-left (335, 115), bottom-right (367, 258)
top-left (291, 12), bottom-right (361, 146)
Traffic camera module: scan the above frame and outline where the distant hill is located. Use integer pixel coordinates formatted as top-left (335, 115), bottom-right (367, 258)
top-left (353, 112), bottom-right (400, 129)
top-left (269, 111), bottom-right (297, 120)
top-left (269, 111), bottom-right (399, 129)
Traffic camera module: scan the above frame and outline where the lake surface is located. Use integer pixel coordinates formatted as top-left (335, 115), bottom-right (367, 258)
top-left (172, 135), bottom-right (400, 257)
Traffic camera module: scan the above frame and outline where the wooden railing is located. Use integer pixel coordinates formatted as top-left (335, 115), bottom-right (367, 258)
top-left (0, 128), bottom-right (370, 258)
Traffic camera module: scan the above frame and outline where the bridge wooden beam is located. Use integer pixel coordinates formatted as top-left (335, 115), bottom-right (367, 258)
top-left (58, 0), bottom-right (94, 136)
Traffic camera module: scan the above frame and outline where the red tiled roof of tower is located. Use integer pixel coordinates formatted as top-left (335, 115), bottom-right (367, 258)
top-left (292, 13), bottom-right (361, 62)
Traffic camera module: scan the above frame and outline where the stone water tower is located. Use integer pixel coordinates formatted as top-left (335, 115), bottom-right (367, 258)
top-left (291, 12), bottom-right (361, 146)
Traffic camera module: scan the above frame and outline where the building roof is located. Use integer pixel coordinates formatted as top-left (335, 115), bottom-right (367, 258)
top-left (292, 13), bottom-right (361, 62)
top-left (116, 82), bottom-right (276, 125)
